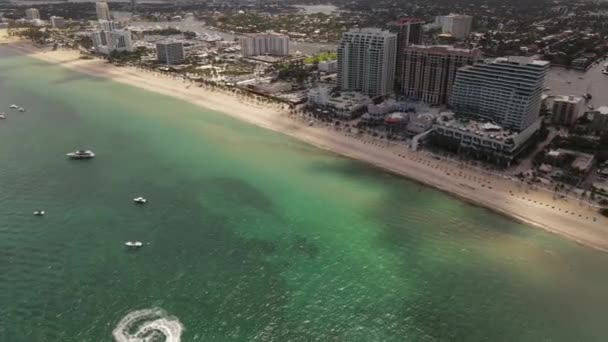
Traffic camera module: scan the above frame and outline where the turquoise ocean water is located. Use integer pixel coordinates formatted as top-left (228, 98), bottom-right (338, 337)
top-left (1, 48), bottom-right (608, 341)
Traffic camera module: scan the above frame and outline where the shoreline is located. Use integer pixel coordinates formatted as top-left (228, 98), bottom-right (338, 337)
top-left (3, 40), bottom-right (608, 252)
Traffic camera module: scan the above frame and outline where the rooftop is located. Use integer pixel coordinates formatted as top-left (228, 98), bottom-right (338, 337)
top-left (407, 45), bottom-right (481, 57)
top-left (493, 56), bottom-right (550, 67)
top-left (436, 115), bottom-right (518, 142)
top-left (389, 17), bottom-right (425, 25)
top-left (553, 95), bottom-right (583, 104)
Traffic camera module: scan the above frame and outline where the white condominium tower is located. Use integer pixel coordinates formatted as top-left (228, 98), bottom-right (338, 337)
top-left (401, 45), bottom-right (480, 105)
top-left (96, 1), bottom-right (111, 21)
top-left (450, 56), bottom-right (549, 131)
top-left (25, 8), bottom-right (40, 20)
top-left (239, 33), bottom-right (289, 57)
top-left (436, 14), bottom-right (473, 39)
top-left (337, 28), bottom-right (397, 98)
top-left (156, 41), bottom-right (185, 65)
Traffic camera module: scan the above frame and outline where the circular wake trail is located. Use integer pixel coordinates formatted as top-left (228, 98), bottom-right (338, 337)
top-left (112, 308), bottom-right (184, 342)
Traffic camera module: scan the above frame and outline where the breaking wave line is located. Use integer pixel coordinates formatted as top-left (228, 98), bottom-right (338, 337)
top-left (112, 308), bottom-right (184, 342)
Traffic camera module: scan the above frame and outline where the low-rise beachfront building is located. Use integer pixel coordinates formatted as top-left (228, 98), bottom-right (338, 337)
top-left (309, 89), bottom-right (371, 118)
top-left (431, 113), bottom-right (542, 166)
top-left (308, 86), bottom-right (332, 106)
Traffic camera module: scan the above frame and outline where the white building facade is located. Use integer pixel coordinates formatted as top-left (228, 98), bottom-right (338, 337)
top-left (50, 16), bottom-right (66, 29)
top-left (337, 28), bottom-right (397, 98)
top-left (96, 2), bottom-right (111, 21)
top-left (25, 8), bottom-right (40, 21)
top-left (436, 14), bottom-right (473, 39)
top-left (450, 57), bottom-right (549, 132)
top-left (239, 33), bottom-right (289, 57)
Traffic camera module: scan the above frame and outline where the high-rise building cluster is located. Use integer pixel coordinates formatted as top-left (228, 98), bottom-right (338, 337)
top-left (91, 19), bottom-right (133, 55)
top-left (239, 33), bottom-right (289, 57)
top-left (332, 17), bottom-right (549, 163)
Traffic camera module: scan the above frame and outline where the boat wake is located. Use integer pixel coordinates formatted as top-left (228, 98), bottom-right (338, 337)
top-left (112, 308), bottom-right (184, 342)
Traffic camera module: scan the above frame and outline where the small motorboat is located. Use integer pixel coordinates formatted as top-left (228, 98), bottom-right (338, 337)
top-left (66, 150), bottom-right (95, 159)
top-left (9, 104), bottom-right (18, 109)
top-left (18, 107), bottom-right (25, 112)
top-left (133, 196), bottom-right (147, 204)
top-left (33, 210), bottom-right (45, 216)
top-left (125, 241), bottom-right (143, 248)
top-left (0, 114), bottom-right (5, 120)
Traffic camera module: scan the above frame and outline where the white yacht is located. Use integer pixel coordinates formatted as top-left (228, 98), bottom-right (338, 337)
top-left (33, 211), bottom-right (45, 216)
top-left (18, 107), bottom-right (25, 112)
top-left (125, 241), bottom-right (143, 248)
top-left (0, 114), bottom-right (5, 120)
top-left (66, 150), bottom-right (95, 159)
top-left (9, 104), bottom-right (18, 109)
top-left (133, 196), bottom-right (147, 204)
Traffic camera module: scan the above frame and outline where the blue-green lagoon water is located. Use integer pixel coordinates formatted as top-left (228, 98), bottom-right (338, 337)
top-left (1, 48), bottom-right (608, 341)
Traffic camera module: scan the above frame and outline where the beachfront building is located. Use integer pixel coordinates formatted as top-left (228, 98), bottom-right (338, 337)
top-left (450, 56), bottom-right (549, 132)
top-left (401, 45), bottom-right (480, 105)
top-left (436, 14), bottom-right (473, 39)
top-left (388, 17), bottom-right (424, 92)
top-left (337, 28), bottom-right (397, 98)
top-left (50, 16), bottom-right (66, 29)
top-left (25, 8), bottom-right (40, 21)
top-left (308, 86), bottom-right (332, 106)
top-left (551, 95), bottom-right (585, 127)
top-left (432, 113), bottom-right (542, 166)
top-left (96, 1), bottom-right (111, 21)
top-left (156, 41), bottom-right (185, 65)
top-left (239, 33), bottom-right (289, 57)
top-left (109, 30), bottom-right (133, 52)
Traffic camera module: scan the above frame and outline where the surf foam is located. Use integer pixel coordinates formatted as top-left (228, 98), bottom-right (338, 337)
top-left (112, 308), bottom-right (184, 342)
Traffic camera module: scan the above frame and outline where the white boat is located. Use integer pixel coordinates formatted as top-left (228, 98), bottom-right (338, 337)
top-left (9, 104), bottom-right (18, 109)
top-left (133, 196), bottom-right (147, 204)
top-left (125, 241), bottom-right (143, 248)
top-left (66, 150), bottom-right (95, 159)
top-left (0, 114), bottom-right (5, 120)
top-left (18, 107), bottom-right (25, 112)
top-left (33, 211), bottom-right (45, 216)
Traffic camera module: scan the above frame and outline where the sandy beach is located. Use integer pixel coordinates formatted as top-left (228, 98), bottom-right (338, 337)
top-left (4, 40), bottom-right (608, 252)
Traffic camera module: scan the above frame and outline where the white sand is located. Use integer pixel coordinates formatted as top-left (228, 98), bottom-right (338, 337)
top-left (5, 41), bottom-right (608, 252)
